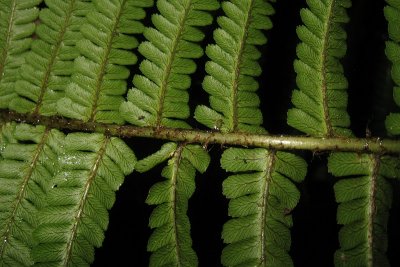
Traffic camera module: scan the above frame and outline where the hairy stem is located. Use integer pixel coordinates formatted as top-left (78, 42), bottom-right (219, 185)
top-left (2, 112), bottom-right (399, 154)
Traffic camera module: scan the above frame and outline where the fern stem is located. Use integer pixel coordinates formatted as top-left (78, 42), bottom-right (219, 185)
top-left (33, 0), bottom-right (76, 116)
top-left (0, 0), bottom-right (16, 81)
top-left (0, 126), bottom-right (50, 259)
top-left (2, 112), bottom-right (400, 154)
top-left (63, 135), bottom-right (110, 266)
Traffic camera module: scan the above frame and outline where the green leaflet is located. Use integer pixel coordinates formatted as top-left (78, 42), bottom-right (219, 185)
top-left (0, 122), bottom-right (17, 154)
top-left (120, 0), bottom-right (219, 129)
top-left (57, 0), bottom-right (153, 124)
top-left (328, 152), bottom-right (400, 267)
top-left (0, 0), bottom-right (42, 108)
top-left (0, 123), bottom-right (64, 267)
top-left (220, 148), bottom-right (307, 266)
top-left (385, 0), bottom-right (400, 135)
top-left (145, 144), bottom-right (210, 267)
top-left (192, 1), bottom-right (309, 265)
top-left (9, 0), bottom-right (92, 116)
top-left (195, 0), bottom-right (274, 134)
top-left (287, 0), bottom-right (353, 137)
top-left (135, 142), bottom-right (177, 172)
top-left (32, 132), bottom-right (136, 266)
top-left (119, 1), bottom-right (217, 264)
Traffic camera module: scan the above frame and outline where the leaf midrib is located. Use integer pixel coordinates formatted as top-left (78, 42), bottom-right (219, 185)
top-left (170, 144), bottom-right (184, 266)
top-left (230, 0), bottom-right (255, 132)
top-left (0, 0), bottom-right (17, 82)
top-left (155, 2), bottom-right (192, 128)
top-left (34, 0), bottom-right (76, 116)
top-left (89, 0), bottom-right (126, 122)
top-left (367, 155), bottom-right (380, 267)
top-left (320, 0), bottom-right (335, 137)
top-left (259, 150), bottom-right (276, 266)
top-left (63, 136), bottom-right (110, 266)
top-left (0, 127), bottom-right (50, 259)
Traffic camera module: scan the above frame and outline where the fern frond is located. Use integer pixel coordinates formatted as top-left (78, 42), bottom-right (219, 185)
top-left (143, 144), bottom-right (209, 266)
top-left (9, 0), bottom-right (92, 116)
top-left (32, 132), bottom-right (136, 266)
top-left (287, 0), bottom-right (352, 137)
top-left (220, 148), bottom-right (306, 266)
top-left (57, 0), bottom-right (153, 124)
top-left (385, 0), bottom-right (400, 135)
top-left (0, 0), bottom-right (42, 108)
top-left (120, 0), bottom-right (219, 128)
top-left (328, 152), bottom-right (400, 266)
top-left (194, 0), bottom-right (274, 134)
top-left (0, 123), bottom-right (64, 267)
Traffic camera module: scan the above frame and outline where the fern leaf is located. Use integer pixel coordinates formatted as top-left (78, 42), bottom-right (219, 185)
top-left (32, 132), bottom-right (136, 266)
top-left (220, 148), bottom-right (307, 266)
top-left (0, 0), bottom-right (42, 108)
top-left (385, 0), bottom-right (400, 135)
top-left (9, 0), bottom-right (92, 116)
top-left (57, 0), bottom-right (153, 124)
top-left (194, 0), bottom-right (274, 133)
top-left (145, 144), bottom-right (210, 267)
top-left (0, 122), bottom-right (17, 153)
top-left (135, 142), bottom-right (177, 172)
top-left (120, 0), bottom-right (219, 128)
top-left (328, 152), bottom-right (400, 266)
top-left (0, 123), bottom-right (64, 267)
top-left (287, 0), bottom-right (353, 137)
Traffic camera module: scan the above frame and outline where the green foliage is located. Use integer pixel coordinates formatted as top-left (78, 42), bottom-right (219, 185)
top-left (119, 1), bottom-right (217, 264)
top-left (136, 142), bottom-right (177, 172)
top-left (0, 0), bottom-right (400, 266)
top-left (281, 1), bottom-right (397, 265)
top-left (385, 0), bottom-right (400, 135)
top-left (287, 0), bottom-right (352, 137)
top-left (191, 1), bottom-right (311, 265)
top-left (0, 123), bottom-right (63, 266)
top-left (57, 0), bottom-right (153, 124)
top-left (194, 0), bottom-right (274, 134)
top-left (220, 148), bottom-right (306, 266)
top-left (143, 144), bottom-right (209, 267)
top-left (0, 0), bottom-right (42, 108)
top-left (329, 153), bottom-right (400, 266)
top-left (9, 0), bottom-right (92, 116)
top-left (0, 123), bottom-right (136, 266)
top-left (32, 132), bottom-right (135, 266)
top-left (120, 0), bottom-right (219, 128)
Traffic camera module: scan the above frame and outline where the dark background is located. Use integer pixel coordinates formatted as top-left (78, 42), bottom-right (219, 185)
top-left (92, 0), bottom-right (400, 266)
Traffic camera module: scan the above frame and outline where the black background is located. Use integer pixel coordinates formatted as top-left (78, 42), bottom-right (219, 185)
top-left (92, 0), bottom-right (400, 266)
